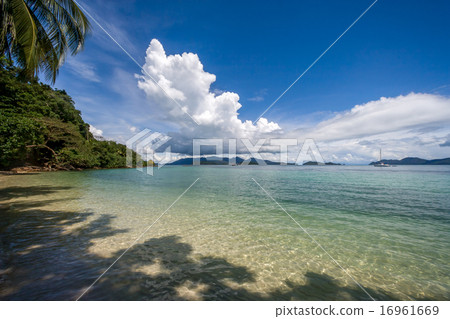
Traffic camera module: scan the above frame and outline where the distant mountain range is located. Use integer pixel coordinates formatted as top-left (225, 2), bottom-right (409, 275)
top-left (167, 156), bottom-right (290, 165)
top-left (167, 156), bottom-right (450, 166)
top-left (369, 157), bottom-right (450, 165)
top-left (167, 157), bottom-right (341, 166)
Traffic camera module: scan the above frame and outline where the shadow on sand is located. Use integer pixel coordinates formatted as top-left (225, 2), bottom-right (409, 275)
top-left (1, 185), bottom-right (401, 301)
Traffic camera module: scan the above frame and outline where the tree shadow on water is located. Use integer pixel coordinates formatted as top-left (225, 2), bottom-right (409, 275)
top-left (84, 235), bottom-right (258, 301)
top-left (0, 185), bottom-right (127, 300)
top-left (1, 185), bottom-right (401, 301)
top-left (83, 235), bottom-right (398, 301)
top-left (0, 185), bottom-right (74, 202)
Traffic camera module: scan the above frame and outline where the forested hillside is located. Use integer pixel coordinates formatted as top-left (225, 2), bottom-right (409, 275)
top-left (0, 58), bottom-right (147, 170)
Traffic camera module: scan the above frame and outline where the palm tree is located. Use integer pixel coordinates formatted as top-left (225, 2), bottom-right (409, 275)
top-left (1, 0), bottom-right (90, 83)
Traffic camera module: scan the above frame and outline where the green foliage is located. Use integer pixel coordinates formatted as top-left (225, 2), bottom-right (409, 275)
top-left (0, 59), bottom-right (147, 170)
top-left (0, 111), bottom-right (44, 167)
top-left (92, 140), bottom-right (127, 168)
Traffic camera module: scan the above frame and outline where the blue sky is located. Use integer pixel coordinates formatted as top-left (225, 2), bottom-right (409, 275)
top-left (54, 0), bottom-right (450, 163)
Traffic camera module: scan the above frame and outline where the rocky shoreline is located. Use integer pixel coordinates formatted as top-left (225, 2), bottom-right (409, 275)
top-left (1, 165), bottom-right (94, 175)
top-left (0, 163), bottom-right (156, 175)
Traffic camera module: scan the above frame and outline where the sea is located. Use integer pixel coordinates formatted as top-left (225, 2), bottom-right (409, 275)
top-left (0, 165), bottom-right (449, 300)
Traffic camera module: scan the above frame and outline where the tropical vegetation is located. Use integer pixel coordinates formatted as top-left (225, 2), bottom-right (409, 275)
top-left (0, 58), bottom-right (149, 170)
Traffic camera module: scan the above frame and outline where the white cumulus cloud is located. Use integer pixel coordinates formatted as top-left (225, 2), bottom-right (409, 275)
top-left (89, 125), bottom-right (103, 138)
top-left (292, 93), bottom-right (450, 163)
top-left (137, 39), bottom-right (280, 140)
top-left (297, 93), bottom-right (450, 142)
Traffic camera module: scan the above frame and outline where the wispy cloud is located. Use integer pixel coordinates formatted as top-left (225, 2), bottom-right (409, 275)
top-left (248, 89), bottom-right (268, 102)
top-left (248, 96), bottom-right (264, 102)
top-left (440, 134), bottom-right (450, 147)
top-left (75, 0), bottom-right (139, 57)
top-left (66, 59), bottom-right (101, 82)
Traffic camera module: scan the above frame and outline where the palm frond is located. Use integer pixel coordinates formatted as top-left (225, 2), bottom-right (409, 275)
top-left (1, 0), bottom-right (91, 83)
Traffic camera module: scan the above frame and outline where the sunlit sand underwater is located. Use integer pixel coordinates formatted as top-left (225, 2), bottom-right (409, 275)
top-left (1, 165), bottom-right (449, 300)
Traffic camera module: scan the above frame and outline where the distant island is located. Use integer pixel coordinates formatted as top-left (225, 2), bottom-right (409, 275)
top-left (167, 157), bottom-right (342, 166)
top-left (369, 157), bottom-right (450, 165)
top-left (303, 161), bottom-right (342, 166)
top-left (167, 157), bottom-right (292, 166)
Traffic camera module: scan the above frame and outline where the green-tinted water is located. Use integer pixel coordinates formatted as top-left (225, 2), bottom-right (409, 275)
top-left (1, 165), bottom-right (449, 300)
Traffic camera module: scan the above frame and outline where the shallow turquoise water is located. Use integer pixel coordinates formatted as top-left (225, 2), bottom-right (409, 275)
top-left (1, 165), bottom-right (449, 300)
